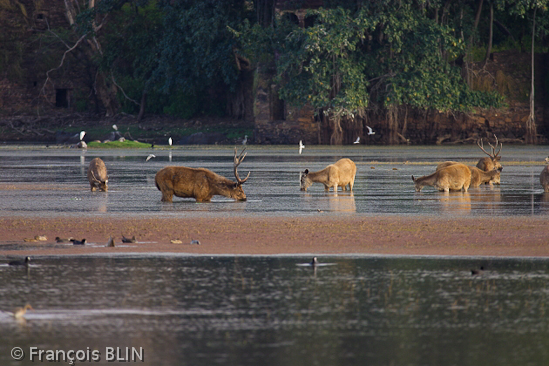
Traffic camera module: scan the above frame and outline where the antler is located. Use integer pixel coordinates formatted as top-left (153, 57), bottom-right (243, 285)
top-left (477, 138), bottom-right (493, 158)
top-left (477, 134), bottom-right (502, 159)
top-left (233, 147), bottom-right (250, 184)
top-left (487, 134), bottom-right (502, 158)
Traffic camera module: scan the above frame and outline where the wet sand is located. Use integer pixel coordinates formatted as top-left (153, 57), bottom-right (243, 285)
top-left (0, 215), bottom-right (547, 258)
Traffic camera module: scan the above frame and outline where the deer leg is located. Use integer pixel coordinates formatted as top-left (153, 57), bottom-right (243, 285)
top-left (161, 190), bottom-right (173, 202)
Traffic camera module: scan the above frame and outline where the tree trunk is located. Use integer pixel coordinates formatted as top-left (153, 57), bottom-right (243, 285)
top-left (526, 7), bottom-right (537, 144)
top-left (95, 72), bottom-right (119, 117)
top-left (469, 0), bottom-right (484, 47)
top-left (137, 89), bottom-right (147, 122)
top-left (464, 0), bottom-right (484, 86)
top-left (386, 106), bottom-right (399, 145)
top-left (483, 1), bottom-right (493, 65)
top-left (60, 0), bottom-right (119, 117)
top-left (329, 115), bottom-right (343, 145)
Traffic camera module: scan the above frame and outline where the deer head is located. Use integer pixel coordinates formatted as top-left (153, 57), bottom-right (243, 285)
top-left (477, 134), bottom-right (503, 171)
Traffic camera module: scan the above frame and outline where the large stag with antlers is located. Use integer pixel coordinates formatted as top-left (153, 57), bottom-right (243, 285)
top-left (477, 134), bottom-right (503, 173)
top-left (155, 148), bottom-right (250, 202)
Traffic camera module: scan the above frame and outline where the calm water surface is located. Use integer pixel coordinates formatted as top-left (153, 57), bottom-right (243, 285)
top-left (1, 256), bottom-right (549, 366)
top-left (1, 145), bottom-right (549, 365)
top-left (0, 144), bottom-right (548, 217)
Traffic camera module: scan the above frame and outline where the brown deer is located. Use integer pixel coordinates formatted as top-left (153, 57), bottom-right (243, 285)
top-left (87, 158), bottom-right (108, 192)
top-left (412, 163), bottom-right (471, 192)
top-left (300, 158), bottom-right (357, 192)
top-left (155, 147), bottom-right (250, 202)
top-left (437, 161), bottom-right (501, 187)
top-left (540, 157), bottom-right (549, 193)
top-left (476, 135), bottom-right (503, 173)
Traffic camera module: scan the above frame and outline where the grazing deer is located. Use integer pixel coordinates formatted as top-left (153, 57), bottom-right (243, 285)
top-left (300, 158), bottom-right (357, 192)
top-left (87, 158), bottom-right (108, 192)
top-left (155, 148), bottom-right (250, 202)
top-left (412, 163), bottom-right (471, 192)
top-left (476, 135), bottom-right (503, 173)
top-left (437, 161), bottom-right (501, 187)
top-left (541, 157), bottom-right (549, 193)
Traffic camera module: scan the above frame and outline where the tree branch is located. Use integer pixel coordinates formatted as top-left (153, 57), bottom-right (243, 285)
top-left (41, 33), bottom-right (89, 100)
top-left (110, 72), bottom-right (140, 106)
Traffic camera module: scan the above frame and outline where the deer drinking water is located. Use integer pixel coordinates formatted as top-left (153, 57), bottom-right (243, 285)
top-left (155, 147), bottom-right (250, 203)
top-left (87, 158), bottom-right (108, 192)
top-left (412, 163), bottom-right (471, 192)
top-left (436, 161), bottom-right (501, 187)
top-left (300, 158), bottom-right (357, 192)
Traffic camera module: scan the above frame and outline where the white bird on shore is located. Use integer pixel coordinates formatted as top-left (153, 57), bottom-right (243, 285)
top-left (353, 137), bottom-right (360, 144)
top-left (299, 140), bottom-right (305, 154)
top-left (79, 131), bottom-right (86, 141)
top-left (242, 135), bottom-right (248, 145)
top-left (112, 124), bottom-right (118, 131)
top-left (146, 154), bottom-right (156, 162)
top-left (168, 137), bottom-right (172, 146)
top-left (366, 126), bottom-right (375, 135)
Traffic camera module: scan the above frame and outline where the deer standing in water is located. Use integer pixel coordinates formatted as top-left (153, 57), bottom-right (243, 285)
top-left (412, 163), bottom-right (471, 192)
top-left (87, 158), bottom-right (108, 192)
top-left (300, 158), bottom-right (357, 192)
top-left (155, 148), bottom-right (250, 202)
top-left (437, 161), bottom-right (501, 187)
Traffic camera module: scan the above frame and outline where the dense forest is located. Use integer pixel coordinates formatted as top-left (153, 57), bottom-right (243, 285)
top-left (1, 0), bottom-right (548, 144)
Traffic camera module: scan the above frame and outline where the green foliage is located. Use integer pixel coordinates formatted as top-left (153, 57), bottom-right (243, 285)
top-left (163, 91), bottom-right (198, 119)
top-left (87, 140), bottom-right (152, 148)
top-left (73, 0), bottom-right (546, 121)
top-left (241, 2), bottom-right (506, 118)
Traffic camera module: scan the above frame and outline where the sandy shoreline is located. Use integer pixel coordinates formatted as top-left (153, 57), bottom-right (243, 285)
top-left (0, 215), bottom-right (547, 258)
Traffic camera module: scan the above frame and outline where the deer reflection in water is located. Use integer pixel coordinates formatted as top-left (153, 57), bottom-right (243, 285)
top-left (437, 191), bottom-right (472, 214)
top-left (327, 192), bottom-right (356, 213)
top-left (302, 191), bottom-right (356, 213)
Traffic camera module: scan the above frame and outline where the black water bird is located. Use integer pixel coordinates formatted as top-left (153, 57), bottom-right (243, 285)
top-left (9, 257), bottom-right (30, 266)
top-left (122, 235), bottom-right (137, 243)
top-left (471, 266), bottom-right (485, 275)
top-left (55, 237), bottom-right (73, 243)
top-left (71, 239), bottom-right (86, 245)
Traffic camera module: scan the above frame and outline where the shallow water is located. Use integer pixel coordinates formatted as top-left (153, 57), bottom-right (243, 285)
top-left (0, 145), bottom-right (548, 218)
top-left (2, 145), bottom-right (549, 365)
top-left (1, 255), bottom-right (549, 366)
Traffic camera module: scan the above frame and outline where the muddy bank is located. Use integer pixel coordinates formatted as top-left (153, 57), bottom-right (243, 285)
top-left (0, 216), bottom-right (547, 258)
